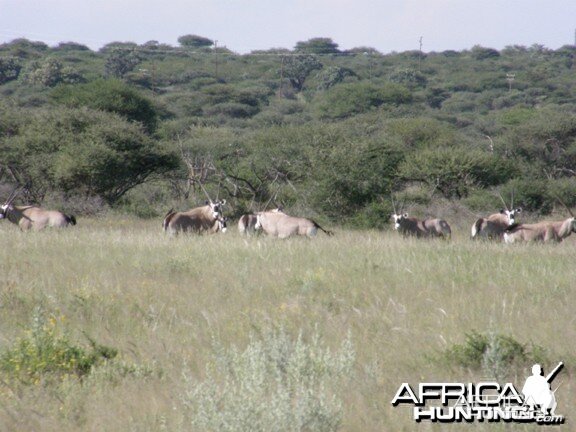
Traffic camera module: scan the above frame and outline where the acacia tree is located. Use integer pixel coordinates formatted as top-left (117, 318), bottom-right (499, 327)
top-left (282, 55), bottom-right (322, 92)
top-left (295, 38), bottom-right (340, 54)
top-left (22, 58), bottom-right (84, 87)
top-left (51, 79), bottom-right (159, 133)
top-left (1, 107), bottom-right (178, 204)
top-left (0, 56), bottom-right (22, 84)
top-left (105, 49), bottom-right (141, 78)
top-left (178, 34), bottom-right (214, 49)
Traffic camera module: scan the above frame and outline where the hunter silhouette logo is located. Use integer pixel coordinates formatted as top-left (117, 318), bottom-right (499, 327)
top-left (522, 362), bottom-right (563, 416)
top-left (391, 362), bottom-right (565, 424)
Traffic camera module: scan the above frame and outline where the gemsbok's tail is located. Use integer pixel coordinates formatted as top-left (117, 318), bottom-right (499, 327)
top-left (238, 214), bottom-right (248, 234)
top-left (313, 221), bottom-right (334, 236)
top-left (66, 214), bottom-right (77, 226)
top-left (471, 218), bottom-right (483, 238)
top-left (162, 208), bottom-right (176, 232)
top-left (439, 220), bottom-right (451, 237)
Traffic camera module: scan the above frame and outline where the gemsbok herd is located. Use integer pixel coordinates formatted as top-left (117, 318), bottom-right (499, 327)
top-left (1, 186), bottom-right (575, 243)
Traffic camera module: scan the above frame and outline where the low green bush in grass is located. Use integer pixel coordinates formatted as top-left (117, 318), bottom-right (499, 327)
top-left (0, 308), bottom-right (117, 384)
top-left (443, 330), bottom-right (548, 380)
top-left (182, 327), bottom-right (355, 432)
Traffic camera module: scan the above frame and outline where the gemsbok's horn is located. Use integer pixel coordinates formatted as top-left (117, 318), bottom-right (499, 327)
top-left (497, 192), bottom-right (509, 211)
top-left (5, 186), bottom-right (23, 207)
top-left (391, 195), bottom-right (398, 215)
top-left (197, 181), bottom-right (213, 204)
top-left (554, 195), bottom-right (574, 218)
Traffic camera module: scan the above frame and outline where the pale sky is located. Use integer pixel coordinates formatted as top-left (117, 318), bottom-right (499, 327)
top-left (0, 0), bottom-right (575, 53)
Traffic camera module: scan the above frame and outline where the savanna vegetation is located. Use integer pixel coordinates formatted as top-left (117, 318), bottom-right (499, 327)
top-left (1, 36), bottom-right (575, 431)
top-left (1, 36), bottom-right (576, 222)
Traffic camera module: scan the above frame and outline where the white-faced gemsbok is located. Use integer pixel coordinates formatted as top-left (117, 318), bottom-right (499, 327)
top-left (471, 193), bottom-right (521, 240)
top-left (162, 185), bottom-right (227, 235)
top-left (0, 187), bottom-right (76, 231)
top-left (391, 198), bottom-right (451, 238)
top-left (504, 200), bottom-right (576, 244)
top-left (254, 209), bottom-right (333, 239)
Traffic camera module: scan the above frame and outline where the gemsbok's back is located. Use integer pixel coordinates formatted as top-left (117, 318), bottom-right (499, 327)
top-left (0, 188), bottom-right (76, 231)
top-left (255, 210), bottom-right (332, 239)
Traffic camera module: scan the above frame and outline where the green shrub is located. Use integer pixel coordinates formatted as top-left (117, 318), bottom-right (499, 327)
top-left (385, 117), bottom-right (457, 149)
top-left (182, 328), bottom-right (355, 432)
top-left (204, 102), bottom-right (259, 118)
top-left (443, 331), bottom-right (548, 380)
top-left (2, 107), bottom-right (178, 204)
top-left (547, 177), bottom-right (576, 209)
top-left (400, 148), bottom-right (516, 198)
top-left (461, 190), bottom-right (503, 212)
top-left (500, 178), bottom-right (554, 213)
top-left (314, 82), bottom-right (412, 119)
top-left (51, 79), bottom-right (159, 132)
top-left (349, 200), bottom-right (393, 230)
top-left (0, 309), bottom-right (117, 384)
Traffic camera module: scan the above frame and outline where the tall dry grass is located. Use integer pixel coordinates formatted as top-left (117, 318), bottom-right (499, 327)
top-left (0, 217), bottom-right (574, 431)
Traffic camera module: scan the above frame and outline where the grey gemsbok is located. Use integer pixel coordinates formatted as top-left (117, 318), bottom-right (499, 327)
top-left (162, 184), bottom-right (227, 235)
top-left (254, 209), bottom-right (333, 239)
top-left (0, 187), bottom-right (76, 231)
top-left (391, 197), bottom-right (451, 238)
top-left (471, 193), bottom-right (521, 240)
top-left (504, 199), bottom-right (576, 243)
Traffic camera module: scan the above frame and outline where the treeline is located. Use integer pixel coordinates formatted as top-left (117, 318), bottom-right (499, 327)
top-left (1, 36), bottom-right (576, 226)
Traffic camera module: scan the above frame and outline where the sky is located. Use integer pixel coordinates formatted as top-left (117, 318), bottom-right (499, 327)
top-left (0, 0), bottom-right (575, 54)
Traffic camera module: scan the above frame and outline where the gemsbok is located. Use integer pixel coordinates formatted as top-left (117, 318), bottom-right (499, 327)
top-left (392, 213), bottom-right (452, 238)
top-left (162, 182), bottom-right (228, 235)
top-left (504, 217), bottom-right (576, 243)
top-left (390, 197), bottom-right (451, 238)
top-left (254, 210), bottom-right (333, 238)
top-left (162, 200), bottom-right (227, 235)
top-left (238, 207), bottom-right (284, 235)
top-left (504, 200), bottom-right (576, 243)
top-left (0, 188), bottom-right (76, 231)
top-left (471, 193), bottom-right (521, 240)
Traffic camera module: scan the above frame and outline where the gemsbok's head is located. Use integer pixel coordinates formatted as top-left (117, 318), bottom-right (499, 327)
top-left (390, 195), bottom-right (407, 230)
top-left (0, 187), bottom-right (22, 220)
top-left (392, 213), bottom-right (409, 230)
top-left (206, 199), bottom-right (226, 219)
top-left (498, 192), bottom-right (522, 226)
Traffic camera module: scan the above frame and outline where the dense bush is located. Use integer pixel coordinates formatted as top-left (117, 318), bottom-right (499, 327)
top-left (443, 331), bottom-right (547, 380)
top-left (51, 79), bottom-right (160, 132)
top-left (1, 107), bottom-right (178, 203)
top-left (1, 38), bottom-right (576, 220)
top-left (400, 148), bottom-right (516, 198)
top-left (314, 82), bottom-right (412, 119)
top-left (0, 56), bottom-right (22, 84)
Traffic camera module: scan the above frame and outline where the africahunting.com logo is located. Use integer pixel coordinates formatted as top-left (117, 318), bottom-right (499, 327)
top-left (392, 362), bottom-right (565, 425)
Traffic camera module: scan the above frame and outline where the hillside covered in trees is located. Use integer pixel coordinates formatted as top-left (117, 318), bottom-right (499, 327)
top-left (1, 36), bottom-right (576, 226)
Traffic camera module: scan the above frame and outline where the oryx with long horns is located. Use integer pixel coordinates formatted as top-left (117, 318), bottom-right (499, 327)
top-left (504, 198), bottom-right (575, 243)
top-left (162, 183), bottom-right (227, 235)
top-left (471, 192), bottom-right (521, 240)
top-left (0, 187), bottom-right (76, 231)
top-left (391, 196), bottom-right (451, 238)
top-left (254, 209), bottom-right (333, 238)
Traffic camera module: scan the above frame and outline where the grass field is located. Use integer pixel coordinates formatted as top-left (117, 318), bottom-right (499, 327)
top-left (0, 217), bottom-right (574, 431)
